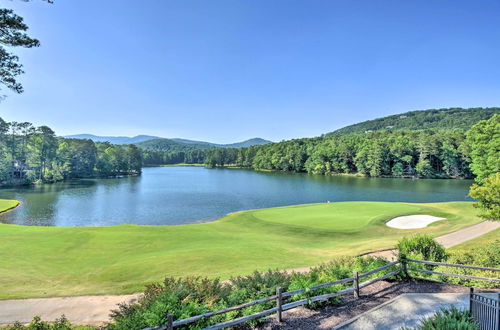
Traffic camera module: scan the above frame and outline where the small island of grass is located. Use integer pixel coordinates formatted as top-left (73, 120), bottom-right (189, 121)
top-left (0, 199), bottom-right (19, 214)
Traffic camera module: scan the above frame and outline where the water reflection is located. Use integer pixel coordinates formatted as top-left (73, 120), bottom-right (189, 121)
top-left (0, 167), bottom-right (472, 227)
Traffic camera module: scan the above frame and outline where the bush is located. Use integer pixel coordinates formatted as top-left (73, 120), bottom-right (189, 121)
top-left (108, 256), bottom-right (395, 329)
top-left (402, 306), bottom-right (479, 330)
top-left (434, 240), bottom-right (500, 289)
top-left (396, 234), bottom-right (447, 262)
top-left (1, 315), bottom-right (94, 330)
top-left (288, 256), bottom-right (393, 306)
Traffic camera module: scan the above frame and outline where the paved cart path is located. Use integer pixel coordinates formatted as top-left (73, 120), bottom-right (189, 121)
top-left (1, 221), bottom-right (498, 326)
top-left (334, 293), bottom-right (498, 330)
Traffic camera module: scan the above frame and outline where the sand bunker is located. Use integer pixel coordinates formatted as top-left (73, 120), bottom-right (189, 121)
top-left (386, 215), bottom-right (445, 229)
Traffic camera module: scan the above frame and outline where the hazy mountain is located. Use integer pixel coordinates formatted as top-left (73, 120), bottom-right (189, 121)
top-left (64, 134), bottom-right (160, 145)
top-left (64, 134), bottom-right (273, 149)
top-left (136, 138), bottom-right (273, 151)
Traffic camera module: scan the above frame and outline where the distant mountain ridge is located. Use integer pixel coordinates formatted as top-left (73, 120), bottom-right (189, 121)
top-left (135, 137), bottom-right (272, 152)
top-left (328, 107), bottom-right (500, 135)
top-left (63, 134), bottom-right (273, 149)
top-left (64, 134), bottom-right (161, 145)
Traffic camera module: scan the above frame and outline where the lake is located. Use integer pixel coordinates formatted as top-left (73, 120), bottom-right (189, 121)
top-left (0, 166), bottom-right (472, 226)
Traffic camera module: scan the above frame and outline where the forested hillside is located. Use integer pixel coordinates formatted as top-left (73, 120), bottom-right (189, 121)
top-left (0, 118), bottom-right (142, 187)
top-left (202, 129), bottom-right (474, 178)
top-left (142, 109), bottom-right (499, 180)
top-left (330, 107), bottom-right (499, 135)
top-left (136, 137), bottom-right (272, 151)
top-left (64, 134), bottom-right (160, 145)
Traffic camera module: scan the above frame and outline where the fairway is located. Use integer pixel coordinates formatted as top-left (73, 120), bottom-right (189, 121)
top-left (0, 201), bottom-right (483, 299)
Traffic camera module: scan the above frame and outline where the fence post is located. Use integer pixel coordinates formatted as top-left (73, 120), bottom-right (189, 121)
top-left (276, 287), bottom-right (283, 322)
top-left (167, 313), bottom-right (173, 330)
top-left (353, 271), bottom-right (359, 298)
top-left (469, 287), bottom-right (473, 314)
top-left (401, 257), bottom-right (408, 279)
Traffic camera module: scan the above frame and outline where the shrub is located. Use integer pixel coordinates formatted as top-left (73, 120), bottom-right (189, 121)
top-left (402, 306), bottom-right (479, 330)
top-left (108, 256), bottom-right (394, 329)
top-left (434, 240), bottom-right (500, 289)
top-left (1, 315), bottom-right (94, 330)
top-left (396, 234), bottom-right (447, 262)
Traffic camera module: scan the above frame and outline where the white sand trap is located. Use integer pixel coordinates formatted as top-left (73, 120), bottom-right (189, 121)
top-left (386, 215), bottom-right (445, 229)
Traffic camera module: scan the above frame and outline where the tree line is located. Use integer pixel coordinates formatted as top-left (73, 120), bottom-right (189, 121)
top-left (141, 129), bottom-right (474, 179)
top-left (0, 118), bottom-right (142, 187)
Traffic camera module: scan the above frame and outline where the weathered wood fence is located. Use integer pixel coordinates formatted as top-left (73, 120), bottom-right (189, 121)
top-left (143, 259), bottom-right (500, 330)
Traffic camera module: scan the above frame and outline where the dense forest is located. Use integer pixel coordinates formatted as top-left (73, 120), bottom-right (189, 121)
top-left (142, 129), bottom-right (474, 178)
top-left (141, 108), bottom-right (500, 180)
top-left (329, 107), bottom-right (499, 135)
top-left (0, 118), bottom-right (142, 187)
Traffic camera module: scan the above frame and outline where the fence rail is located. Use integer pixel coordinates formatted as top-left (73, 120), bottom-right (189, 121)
top-left (143, 258), bottom-right (500, 330)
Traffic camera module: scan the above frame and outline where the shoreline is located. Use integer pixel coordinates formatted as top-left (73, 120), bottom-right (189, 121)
top-left (0, 200), bottom-right (473, 229)
top-left (147, 164), bottom-right (474, 180)
top-left (0, 200), bottom-right (20, 216)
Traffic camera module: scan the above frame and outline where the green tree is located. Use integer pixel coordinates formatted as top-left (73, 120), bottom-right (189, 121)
top-left (466, 114), bottom-right (500, 183)
top-left (469, 173), bottom-right (500, 221)
top-left (0, 8), bottom-right (40, 94)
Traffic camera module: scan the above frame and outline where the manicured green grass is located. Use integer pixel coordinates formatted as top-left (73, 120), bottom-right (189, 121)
top-left (0, 201), bottom-right (482, 299)
top-left (0, 199), bottom-right (19, 213)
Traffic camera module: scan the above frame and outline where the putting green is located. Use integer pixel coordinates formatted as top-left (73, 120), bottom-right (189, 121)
top-left (0, 200), bottom-right (481, 299)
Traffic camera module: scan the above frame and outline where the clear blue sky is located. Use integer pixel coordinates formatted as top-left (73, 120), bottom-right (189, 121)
top-left (1, 0), bottom-right (499, 143)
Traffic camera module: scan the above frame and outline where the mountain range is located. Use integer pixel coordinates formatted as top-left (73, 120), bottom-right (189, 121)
top-left (64, 134), bottom-right (273, 149)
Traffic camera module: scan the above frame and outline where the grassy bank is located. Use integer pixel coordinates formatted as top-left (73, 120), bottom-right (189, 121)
top-left (0, 201), bottom-right (482, 299)
top-left (0, 199), bottom-right (19, 214)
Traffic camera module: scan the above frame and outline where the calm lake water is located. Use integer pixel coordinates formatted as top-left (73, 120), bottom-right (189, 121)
top-left (0, 166), bottom-right (472, 227)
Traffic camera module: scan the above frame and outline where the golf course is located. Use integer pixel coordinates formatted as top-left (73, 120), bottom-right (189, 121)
top-left (0, 199), bottom-right (485, 300)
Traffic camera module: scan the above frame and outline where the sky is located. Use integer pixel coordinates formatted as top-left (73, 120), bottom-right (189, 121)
top-left (0, 0), bottom-right (499, 143)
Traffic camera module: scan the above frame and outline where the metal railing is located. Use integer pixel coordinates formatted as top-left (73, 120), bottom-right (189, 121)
top-left (470, 289), bottom-right (500, 330)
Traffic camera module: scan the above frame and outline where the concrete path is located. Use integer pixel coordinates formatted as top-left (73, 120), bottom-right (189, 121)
top-left (334, 293), bottom-right (498, 330)
top-left (367, 220), bottom-right (500, 260)
top-left (0, 294), bottom-right (140, 326)
top-left (0, 221), bottom-right (498, 326)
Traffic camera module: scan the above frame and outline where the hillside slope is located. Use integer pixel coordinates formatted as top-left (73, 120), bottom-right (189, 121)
top-left (63, 134), bottom-right (160, 145)
top-left (136, 137), bottom-right (272, 151)
top-left (329, 107), bottom-right (500, 135)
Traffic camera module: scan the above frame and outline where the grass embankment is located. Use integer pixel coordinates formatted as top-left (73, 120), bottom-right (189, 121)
top-left (0, 199), bottom-right (19, 214)
top-left (0, 201), bottom-right (482, 299)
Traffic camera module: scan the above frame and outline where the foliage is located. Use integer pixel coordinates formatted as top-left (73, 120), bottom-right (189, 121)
top-left (401, 306), bottom-right (478, 330)
top-left (469, 172), bottom-right (500, 220)
top-left (434, 240), bottom-right (500, 289)
top-left (108, 256), bottom-right (394, 329)
top-left (0, 118), bottom-right (142, 187)
top-left (139, 108), bottom-right (498, 178)
top-left (465, 114), bottom-right (500, 183)
top-left (1, 315), bottom-right (95, 330)
top-left (330, 107), bottom-right (499, 135)
top-left (396, 234), bottom-right (447, 262)
top-left (288, 257), bottom-right (393, 307)
top-left (0, 8), bottom-right (40, 94)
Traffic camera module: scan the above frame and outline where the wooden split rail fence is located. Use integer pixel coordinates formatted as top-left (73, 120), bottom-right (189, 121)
top-left (144, 259), bottom-right (500, 330)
